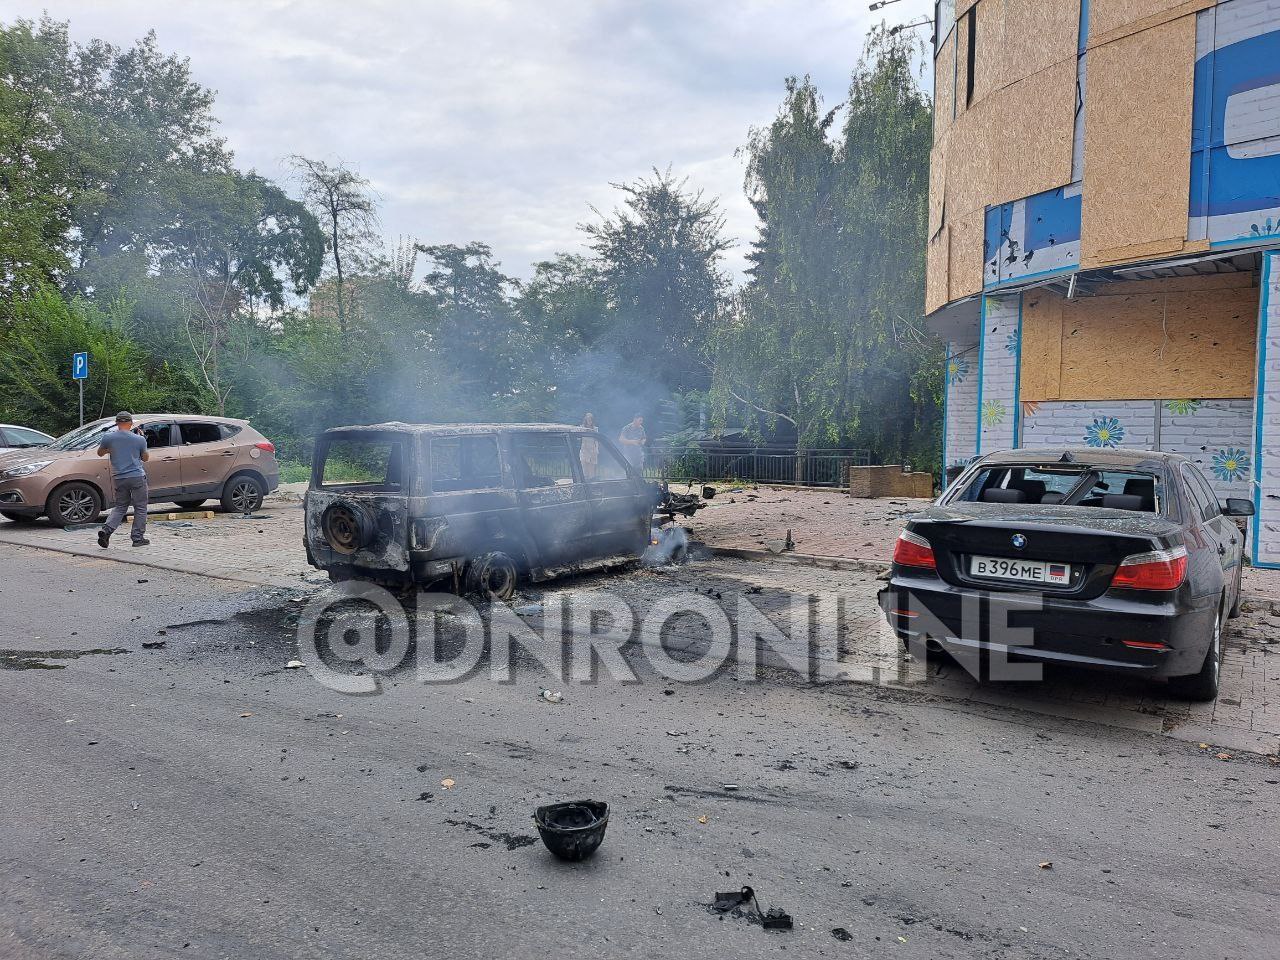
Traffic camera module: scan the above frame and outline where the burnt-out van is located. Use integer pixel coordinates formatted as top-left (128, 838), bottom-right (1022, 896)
top-left (304, 423), bottom-right (658, 598)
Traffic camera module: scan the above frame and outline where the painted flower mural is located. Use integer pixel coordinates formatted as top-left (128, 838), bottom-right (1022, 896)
top-left (1165, 399), bottom-right (1202, 416)
top-left (1212, 447), bottom-right (1250, 483)
top-left (1004, 329), bottom-right (1020, 355)
top-left (947, 354), bottom-right (969, 385)
top-left (981, 400), bottom-right (1006, 427)
top-left (1084, 416), bottom-right (1124, 448)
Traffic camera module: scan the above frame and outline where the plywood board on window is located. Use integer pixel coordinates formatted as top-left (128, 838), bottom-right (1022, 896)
top-left (1021, 284), bottom-right (1260, 401)
top-left (949, 208), bottom-right (986, 302)
top-left (1000, 0), bottom-right (1081, 88)
top-left (926, 226), bottom-right (951, 316)
top-left (929, 135), bottom-right (948, 239)
top-left (934, 31), bottom-right (956, 145)
top-left (944, 99), bottom-right (999, 216)
top-left (971, 0), bottom-right (1006, 104)
top-left (1088, 0), bottom-right (1213, 46)
top-left (1020, 289), bottom-right (1063, 400)
top-left (992, 58), bottom-right (1079, 208)
top-left (1079, 15), bottom-right (1197, 267)
top-left (956, 11), bottom-right (972, 119)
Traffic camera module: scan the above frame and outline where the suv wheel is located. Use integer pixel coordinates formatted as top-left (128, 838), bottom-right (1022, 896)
top-left (47, 482), bottom-right (103, 528)
top-left (465, 551), bottom-right (519, 601)
top-left (1168, 598), bottom-right (1223, 702)
top-left (221, 475), bottom-right (264, 514)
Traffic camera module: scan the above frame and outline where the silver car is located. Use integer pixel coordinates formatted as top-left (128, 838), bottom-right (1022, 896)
top-left (0, 425), bottom-right (54, 454)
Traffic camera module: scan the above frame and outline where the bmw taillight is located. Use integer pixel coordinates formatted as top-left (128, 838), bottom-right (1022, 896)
top-left (255, 441), bottom-right (276, 453)
top-left (892, 529), bottom-right (936, 570)
top-left (1111, 546), bottom-right (1187, 591)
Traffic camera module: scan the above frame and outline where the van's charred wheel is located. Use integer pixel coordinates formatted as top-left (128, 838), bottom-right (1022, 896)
top-left (465, 551), bottom-right (519, 601)
top-left (47, 482), bottom-right (103, 528)
top-left (322, 502), bottom-right (372, 555)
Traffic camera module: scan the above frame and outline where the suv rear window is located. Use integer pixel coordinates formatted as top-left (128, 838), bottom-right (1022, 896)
top-left (177, 422), bottom-right (223, 445)
top-left (320, 436), bottom-right (407, 490)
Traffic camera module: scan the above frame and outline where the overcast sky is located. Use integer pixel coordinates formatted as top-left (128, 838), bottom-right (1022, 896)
top-left (14, 0), bottom-right (935, 280)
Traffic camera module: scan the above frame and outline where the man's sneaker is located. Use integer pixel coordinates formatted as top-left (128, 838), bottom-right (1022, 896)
top-left (131, 537), bottom-right (150, 547)
top-left (97, 529), bottom-right (110, 549)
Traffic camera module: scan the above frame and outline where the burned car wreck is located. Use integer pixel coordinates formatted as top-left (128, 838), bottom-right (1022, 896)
top-left (304, 423), bottom-right (662, 598)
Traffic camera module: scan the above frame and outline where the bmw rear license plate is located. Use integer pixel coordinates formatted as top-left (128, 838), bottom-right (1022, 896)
top-left (970, 555), bottom-right (1071, 585)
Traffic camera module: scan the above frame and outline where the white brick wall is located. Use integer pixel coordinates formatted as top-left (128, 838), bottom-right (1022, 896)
top-left (944, 338), bottom-right (979, 472)
top-left (1255, 251), bottom-right (1280, 565)
top-left (976, 295), bottom-right (1020, 454)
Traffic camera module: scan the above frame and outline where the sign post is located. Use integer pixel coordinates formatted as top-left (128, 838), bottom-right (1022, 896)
top-left (72, 352), bottom-right (88, 426)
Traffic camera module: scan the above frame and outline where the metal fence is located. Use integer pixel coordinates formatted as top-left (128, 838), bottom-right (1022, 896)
top-left (641, 445), bottom-right (872, 488)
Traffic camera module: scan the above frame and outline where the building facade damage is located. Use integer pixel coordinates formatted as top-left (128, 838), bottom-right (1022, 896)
top-left (927, 0), bottom-right (1280, 565)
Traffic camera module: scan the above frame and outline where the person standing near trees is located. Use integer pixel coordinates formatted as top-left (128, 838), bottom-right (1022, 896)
top-left (618, 414), bottom-right (646, 471)
top-left (96, 412), bottom-right (151, 548)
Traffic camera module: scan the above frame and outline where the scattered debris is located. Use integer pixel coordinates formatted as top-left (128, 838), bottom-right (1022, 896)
top-left (534, 800), bottom-right (609, 861)
top-left (831, 927), bottom-right (853, 941)
top-left (284, 660), bottom-right (305, 669)
top-left (697, 815), bottom-right (709, 825)
top-left (514, 604), bottom-right (543, 616)
top-left (1216, 752), bottom-right (1232, 761)
top-left (141, 641), bottom-right (166, 650)
top-left (1038, 861), bottom-right (1053, 870)
top-left (723, 784), bottom-right (740, 792)
top-left (538, 688), bottom-right (563, 704)
top-left (441, 778), bottom-right (456, 789)
top-left (712, 885), bottom-right (793, 931)
top-left (239, 713), bottom-right (253, 718)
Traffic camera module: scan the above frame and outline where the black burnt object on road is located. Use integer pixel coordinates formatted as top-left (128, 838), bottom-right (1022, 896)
top-left (534, 799), bottom-right (609, 861)
top-left (712, 885), bottom-right (794, 931)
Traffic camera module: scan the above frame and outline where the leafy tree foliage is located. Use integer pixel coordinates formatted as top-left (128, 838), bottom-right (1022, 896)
top-left (711, 28), bottom-right (939, 466)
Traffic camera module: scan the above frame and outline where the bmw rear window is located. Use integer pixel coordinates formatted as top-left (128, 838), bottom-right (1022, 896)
top-left (949, 464), bottom-right (1166, 513)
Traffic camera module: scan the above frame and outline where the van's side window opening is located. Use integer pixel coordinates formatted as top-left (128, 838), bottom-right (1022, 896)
top-left (431, 435), bottom-right (502, 492)
top-left (514, 434), bottom-right (576, 488)
top-left (321, 437), bottom-right (405, 490)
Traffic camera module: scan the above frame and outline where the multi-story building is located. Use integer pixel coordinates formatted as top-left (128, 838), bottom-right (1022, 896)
top-left (926, 0), bottom-right (1280, 564)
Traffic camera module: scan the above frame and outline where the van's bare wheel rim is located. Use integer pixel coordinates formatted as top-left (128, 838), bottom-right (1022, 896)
top-left (229, 479), bottom-right (260, 513)
top-left (60, 488), bottom-right (97, 524)
top-left (481, 561), bottom-right (515, 597)
top-left (323, 504), bottom-right (361, 554)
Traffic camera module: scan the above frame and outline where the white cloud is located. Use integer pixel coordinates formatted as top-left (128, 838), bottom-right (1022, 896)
top-left (10, 0), bottom-right (935, 279)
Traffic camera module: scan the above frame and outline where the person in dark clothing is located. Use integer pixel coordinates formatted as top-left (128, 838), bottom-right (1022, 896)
top-left (96, 411), bottom-right (151, 547)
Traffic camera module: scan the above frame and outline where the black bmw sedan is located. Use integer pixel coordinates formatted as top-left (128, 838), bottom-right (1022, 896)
top-left (878, 448), bottom-right (1253, 701)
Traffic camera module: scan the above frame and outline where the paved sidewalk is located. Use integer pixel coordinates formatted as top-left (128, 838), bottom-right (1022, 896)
top-left (0, 496), bottom-right (318, 589)
top-left (680, 483), bottom-right (1280, 601)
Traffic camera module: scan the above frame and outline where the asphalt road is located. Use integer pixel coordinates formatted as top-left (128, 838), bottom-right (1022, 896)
top-left (2, 545), bottom-right (1279, 960)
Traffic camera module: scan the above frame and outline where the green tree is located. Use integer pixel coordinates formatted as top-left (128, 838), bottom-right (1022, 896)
top-left (711, 29), bottom-right (939, 468)
top-left (289, 156), bottom-right (381, 335)
top-left (581, 168), bottom-right (732, 395)
top-left (0, 286), bottom-right (202, 434)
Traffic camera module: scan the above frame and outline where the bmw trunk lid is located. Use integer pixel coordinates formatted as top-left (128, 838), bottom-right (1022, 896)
top-left (909, 503), bottom-right (1181, 600)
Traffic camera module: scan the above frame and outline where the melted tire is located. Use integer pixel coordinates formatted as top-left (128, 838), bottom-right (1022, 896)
top-left (465, 551), bottom-right (519, 601)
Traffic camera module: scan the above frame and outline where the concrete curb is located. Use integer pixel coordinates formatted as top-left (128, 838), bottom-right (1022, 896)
top-left (707, 545), bottom-right (890, 574)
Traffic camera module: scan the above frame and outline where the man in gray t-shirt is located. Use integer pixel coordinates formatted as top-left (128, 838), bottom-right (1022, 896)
top-left (618, 415), bottom-right (646, 469)
top-left (96, 411), bottom-right (151, 547)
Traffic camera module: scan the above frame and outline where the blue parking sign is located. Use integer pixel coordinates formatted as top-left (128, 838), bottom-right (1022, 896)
top-left (72, 352), bottom-right (88, 380)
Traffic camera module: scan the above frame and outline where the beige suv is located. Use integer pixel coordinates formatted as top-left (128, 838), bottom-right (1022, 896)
top-left (0, 415), bottom-right (280, 528)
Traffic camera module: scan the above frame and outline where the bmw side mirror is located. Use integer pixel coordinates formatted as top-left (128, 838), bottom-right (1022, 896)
top-left (1223, 498), bottom-right (1255, 517)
